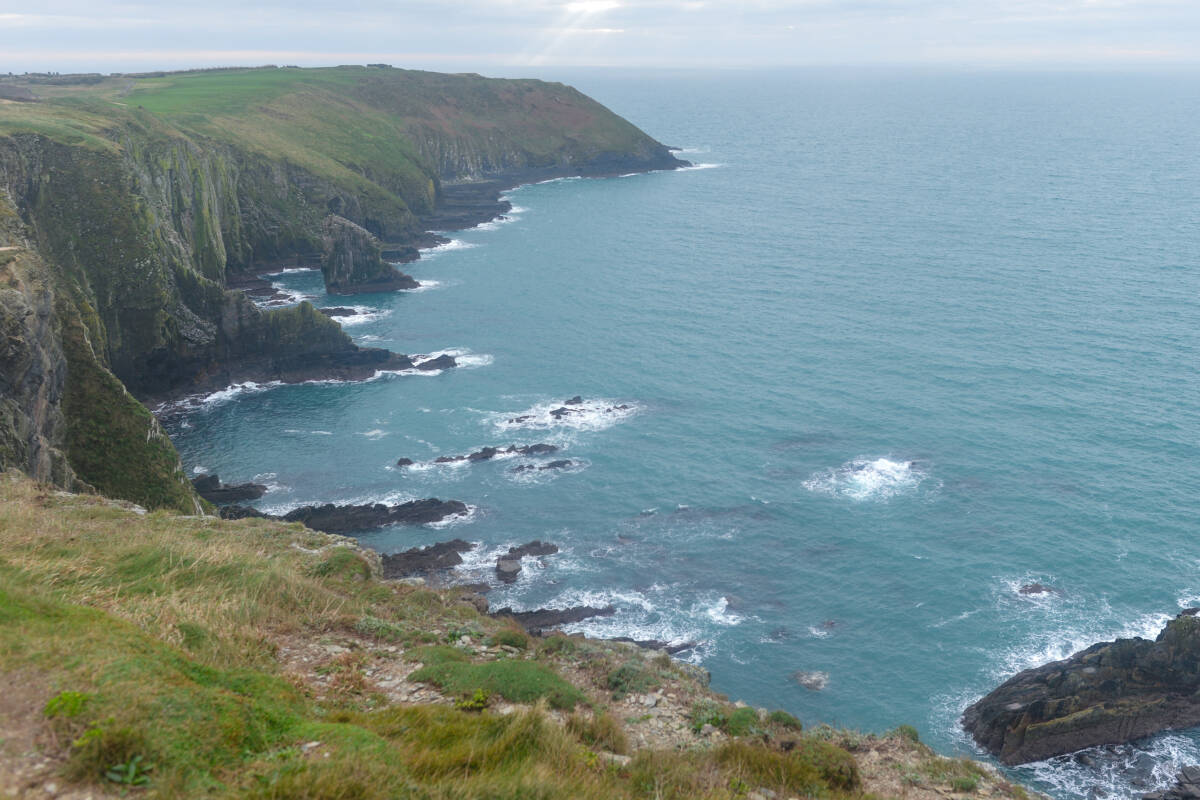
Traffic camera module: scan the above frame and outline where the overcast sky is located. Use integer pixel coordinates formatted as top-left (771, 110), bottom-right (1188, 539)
top-left (2, 0), bottom-right (1198, 74)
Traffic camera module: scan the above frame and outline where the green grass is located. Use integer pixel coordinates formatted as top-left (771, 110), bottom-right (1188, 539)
top-left (408, 646), bottom-right (586, 710)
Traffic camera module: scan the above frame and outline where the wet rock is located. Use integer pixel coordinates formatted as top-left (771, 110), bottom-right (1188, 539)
top-left (222, 499), bottom-right (468, 533)
top-left (520, 443), bottom-right (558, 455)
top-left (1143, 765), bottom-right (1200, 800)
top-left (540, 459), bottom-right (573, 470)
top-left (609, 637), bottom-right (698, 655)
top-left (318, 306), bottom-right (360, 317)
top-left (505, 540), bottom-right (559, 559)
top-left (495, 559), bottom-right (522, 583)
top-left (1018, 582), bottom-right (1060, 596)
top-left (964, 610), bottom-right (1200, 765)
top-left (219, 504), bottom-right (271, 520)
top-left (417, 354), bottom-right (456, 371)
top-left (395, 458), bottom-right (415, 467)
top-left (491, 605), bottom-right (616, 635)
top-left (793, 671), bottom-right (829, 691)
top-left (191, 474), bottom-right (268, 504)
top-left (381, 539), bottom-right (475, 578)
top-left (564, 395), bottom-right (583, 405)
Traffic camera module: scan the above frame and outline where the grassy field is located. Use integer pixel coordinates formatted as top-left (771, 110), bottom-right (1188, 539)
top-left (0, 473), bottom-right (1041, 799)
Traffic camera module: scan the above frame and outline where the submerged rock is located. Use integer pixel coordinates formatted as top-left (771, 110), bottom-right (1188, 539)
top-left (963, 610), bottom-right (1200, 765)
top-left (191, 474), bottom-right (268, 504)
top-left (1018, 582), bottom-right (1060, 596)
top-left (505, 540), bottom-right (559, 559)
top-left (1143, 765), bottom-right (1200, 800)
top-left (793, 671), bottom-right (830, 691)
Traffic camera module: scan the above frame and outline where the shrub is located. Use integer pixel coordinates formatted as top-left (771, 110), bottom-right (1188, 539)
top-left (891, 723), bottom-right (920, 743)
top-left (44, 691), bottom-right (92, 719)
top-left (454, 688), bottom-right (490, 712)
top-left (690, 700), bottom-right (728, 732)
top-left (952, 775), bottom-right (980, 792)
top-left (766, 710), bottom-right (803, 731)
top-left (714, 738), bottom-right (860, 795)
top-left (488, 628), bottom-right (529, 650)
top-left (724, 707), bottom-right (761, 736)
top-left (606, 662), bottom-right (658, 700)
top-left (538, 634), bottom-right (577, 656)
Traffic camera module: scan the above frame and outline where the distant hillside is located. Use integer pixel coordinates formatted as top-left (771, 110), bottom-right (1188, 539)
top-left (0, 66), bottom-right (682, 511)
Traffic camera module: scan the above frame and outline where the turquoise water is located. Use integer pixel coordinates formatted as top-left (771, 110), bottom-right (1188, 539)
top-left (165, 70), bottom-right (1200, 798)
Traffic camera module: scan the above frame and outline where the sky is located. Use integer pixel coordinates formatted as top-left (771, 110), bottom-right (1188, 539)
top-left (1, 0), bottom-right (1198, 74)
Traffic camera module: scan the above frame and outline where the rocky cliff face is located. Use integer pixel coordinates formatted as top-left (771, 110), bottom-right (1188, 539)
top-left (0, 66), bottom-right (686, 511)
top-left (321, 215), bottom-right (419, 294)
top-left (963, 611), bottom-right (1200, 765)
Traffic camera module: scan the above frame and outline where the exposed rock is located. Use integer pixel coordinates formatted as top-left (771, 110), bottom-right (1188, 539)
top-left (321, 214), bottom-right (420, 295)
top-left (318, 306), bottom-right (360, 317)
top-left (219, 498), bottom-right (469, 533)
top-left (540, 459), bottom-right (573, 470)
top-left (396, 458), bottom-right (415, 467)
top-left (963, 610), bottom-right (1200, 765)
top-left (564, 395), bottom-right (583, 405)
top-left (1143, 765), bottom-right (1200, 800)
top-left (190, 473), bottom-right (267, 504)
top-left (609, 637), bottom-right (698, 655)
top-left (381, 539), bottom-right (475, 578)
top-left (491, 605), bottom-right (616, 634)
top-left (495, 559), bottom-right (522, 583)
top-left (793, 671), bottom-right (830, 691)
top-left (405, 443), bottom-right (559, 468)
top-left (416, 353), bottom-right (456, 371)
top-left (1018, 583), bottom-right (1060, 596)
top-left (506, 540), bottom-right (559, 559)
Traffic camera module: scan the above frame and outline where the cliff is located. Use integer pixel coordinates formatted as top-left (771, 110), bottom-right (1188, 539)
top-left (0, 66), bottom-right (686, 511)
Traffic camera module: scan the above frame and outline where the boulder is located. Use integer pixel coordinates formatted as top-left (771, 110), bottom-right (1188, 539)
top-left (417, 354), bottom-right (456, 371)
top-left (190, 474), bottom-right (268, 504)
top-left (381, 539), bottom-right (475, 578)
top-left (564, 395), bottom-right (583, 405)
top-left (396, 458), bottom-right (415, 467)
top-left (963, 610), bottom-right (1200, 765)
top-left (495, 559), bottom-right (522, 583)
top-left (491, 605), bottom-right (616, 635)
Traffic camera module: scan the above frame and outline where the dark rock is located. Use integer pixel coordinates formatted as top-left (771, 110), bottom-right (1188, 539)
top-left (322, 214), bottom-right (420, 294)
top-left (318, 306), bottom-right (360, 317)
top-left (417, 354), bottom-right (456, 371)
top-left (539, 460), bottom-right (573, 471)
top-left (396, 458), bottom-right (415, 467)
top-left (469, 446), bottom-right (501, 462)
top-left (507, 415), bottom-right (535, 424)
top-left (495, 559), bottom-right (522, 583)
top-left (1142, 765), bottom-right (1200, 800)
top-left (1018, 582), bottom-right (1060, 596)
top-left (434, 455), bottom-right (466, 463)
top-left (219, 505), bottom-right (270, 521)
top-left (506, 540), bottom-right (559, 559)
top-left (510, 465), bottom-right (535, 473)
top-left (276, 498), bottom-right (470, 534)
top-left (520, 443), bottom-right (558, 455)
top-left (491, 605), bottom-right (616, 635)
top-left (381, 539), bottom-right (475, 578)
top-left (608, 637), bottom-right (698, 655)
top-left (564, 395), bottom-right (583, 405)
top-left (549, 407), bottom-right (573, 419)
top-left (963, 610), bottom-right (1200, 765)
top-left (190, 474), bottom-right (268, 504)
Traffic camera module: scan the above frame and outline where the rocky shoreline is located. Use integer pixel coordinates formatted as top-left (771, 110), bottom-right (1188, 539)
top-left (963, 610), bottom-right (1200, 765)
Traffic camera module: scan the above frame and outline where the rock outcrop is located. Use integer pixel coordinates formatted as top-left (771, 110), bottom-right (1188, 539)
top-left (381, 539), bottom-right (475, 578)
top-left (491, 605), bottom-right (616, 635)
top-left (191, 474), bottom-right (267, 504)
top-left (321, 215), bottom-right (419, 294)
top-left (963, 610), bottom-right (1200, 765)
top-left (221, 498), bottom-right (470, 533)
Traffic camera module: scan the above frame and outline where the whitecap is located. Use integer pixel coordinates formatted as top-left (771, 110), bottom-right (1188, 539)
top-left (678, 162), bottom-right (723, 171)
top-left (402, 280), bottom-right (443, 293)
top-left (420, 239), bottom-right (476, 257)
top-left (413, 348), bottom-right (493, 370)
top-left (328, 306), bottom-right (392, 327)
top-left (802, 456), bottom-right (933, 502)
top-left (192, 466), bottom-right (208, 475)
top-left (261, 266), bottom-right (319, 276)
top-left (154, 380), bottom-right (284, 414)
top-left (491, 398), bottom-right (639, 434)
top-left (359, 429), bottom-right (388, 440)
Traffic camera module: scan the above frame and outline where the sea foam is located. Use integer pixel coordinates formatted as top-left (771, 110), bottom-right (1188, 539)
top-left (802, 456), bottom-right (932, 501)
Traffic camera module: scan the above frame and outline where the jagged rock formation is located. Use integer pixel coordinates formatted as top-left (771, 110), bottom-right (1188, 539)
top-left (221, 498), bottom-right (470, 533)
top-left (0, 66), bottom-right (685, 511)
top-left (321, 214), bottom-right (419, 294)
top-left (963, 610), bottom-right (1200, 765)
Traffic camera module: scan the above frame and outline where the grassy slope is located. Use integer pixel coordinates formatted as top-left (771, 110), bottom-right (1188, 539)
top-left (0, 473), bottom-right (1037, 800)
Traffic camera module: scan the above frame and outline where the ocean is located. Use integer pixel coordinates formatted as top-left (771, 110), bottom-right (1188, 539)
top-left (161, 68), bottom-right (1200, 799)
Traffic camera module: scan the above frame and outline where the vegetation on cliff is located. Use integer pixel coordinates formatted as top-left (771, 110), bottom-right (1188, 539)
top-left (0, 473), bottom-right (1036, 799)
top-left (0, 65), bottom-right (683, 511)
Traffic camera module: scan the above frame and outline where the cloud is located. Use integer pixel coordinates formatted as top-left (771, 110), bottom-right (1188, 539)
top-left (1, 0), bottom-right (1197, 71)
